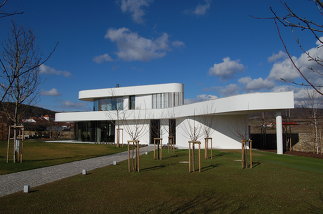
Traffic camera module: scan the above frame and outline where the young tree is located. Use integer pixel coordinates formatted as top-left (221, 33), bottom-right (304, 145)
top-left (0, 24), bottom-right (47, 162)
top-left (105, 88), bottom-right (125, 147)
top-left (181, 112), bottom-right (202, 142)
top-left (121, 109), bottom-right (148, 142)
top-left (302, 88), bottom-right (322, 154)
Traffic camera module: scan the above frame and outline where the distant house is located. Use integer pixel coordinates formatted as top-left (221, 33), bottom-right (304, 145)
top-left (55, 83), bottom-right (294, 154)
top-left (42, 115), bottom-right (50, 121)
top-left (23, 118), bottom-right (37, 123)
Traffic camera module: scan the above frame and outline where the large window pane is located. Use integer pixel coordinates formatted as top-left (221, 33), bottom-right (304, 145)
top-left (129, 95), bottom-right (135, 109)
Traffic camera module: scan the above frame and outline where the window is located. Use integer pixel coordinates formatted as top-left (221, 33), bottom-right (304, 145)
top-left (129, 95), bottom-right (135, 110)
top-left (152, 92), bottom-right (184, 109)
top-left (93, 100), bottom-right (99, 111)
top-left (95, 97), bottom-right (124, 111)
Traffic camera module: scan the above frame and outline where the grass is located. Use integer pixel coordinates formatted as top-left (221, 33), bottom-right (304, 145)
top-left (0, 140), bottom-right (128, 175)
top-left (1, 148), bottom-right (323, 213)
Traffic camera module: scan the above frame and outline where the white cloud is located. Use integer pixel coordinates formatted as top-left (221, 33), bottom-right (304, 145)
top-left (268, 50), bottom-right (287, 62)
top-left (105, 27), bottom-right (182, 61)
top-left (192, 0), bottom-right (211, 15)
top-left (119, 0), bottom-right (153, 23)
top-left (39, 64), bottom-right (71, 77)
top-left (172, 40), bottom-right (185, 48)
top-left (219, 84), bottom-right (240, 96)
top-left (268, 56), bottom-right (299, 81)
top-left (209, 57), bottom-right (244, 79)
top-left (185, 94), bottom-right (217, 104)
top-left (93, 54), bottom-right (113, 63)
top-left (268, 37), bottom-right (323, 86)
top-left (239, 77), bottom-right (275, 91)
top-left (40, 88), bottom-right (60, 96)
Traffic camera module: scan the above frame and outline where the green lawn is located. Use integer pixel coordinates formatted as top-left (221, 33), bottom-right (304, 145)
top-left (0, 149), bottom-right (323, 213)
top-left (0, 140), bottom-right (128, 175)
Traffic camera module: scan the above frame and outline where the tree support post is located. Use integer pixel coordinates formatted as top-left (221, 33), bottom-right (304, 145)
top-left (241, 139), bottom-right (253, 169)
top-left (127, 140), bottom-right (140, 172)
top-left (188, 141), bottom-right (201, 172)
top-left (204, 137), bottom-right (213, 159)
top-left (168, 136), bottom-right (175, 152)
top-left (7, 125), bottom-right (24, 163)
top-left (153, 138), bottom-right (163, 160)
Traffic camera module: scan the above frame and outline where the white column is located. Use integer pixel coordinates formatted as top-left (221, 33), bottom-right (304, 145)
top-left (276, 112), bottom-right (283, 154)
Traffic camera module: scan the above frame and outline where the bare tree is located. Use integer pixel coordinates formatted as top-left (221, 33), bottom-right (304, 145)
top-left (199, 106), bottom-right (216, 139)
top-left (121, 109), bottom-right (148, 142)
top-left (302, 88), bottom-right (322, 154)
top-left (181, 112), bottom-right (202, 142)
top-left (0, 0), bottom-right (23, 19)
top-left (260, 1), bottom-right (323, 95)
top-left (160, 107), bottom-right (175, 139)
top-left (232, 117), bottom-right (249, 142)
top-left (105, 88), bottom-right (125, 146)
top-left (0, 23), bottom-right (50, 162)
top-left (253, 1), bottom-right (323, 94)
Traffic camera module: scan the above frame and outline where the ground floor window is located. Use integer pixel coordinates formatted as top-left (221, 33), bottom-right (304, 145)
top-left (75, 121), bottom-right (115, 143)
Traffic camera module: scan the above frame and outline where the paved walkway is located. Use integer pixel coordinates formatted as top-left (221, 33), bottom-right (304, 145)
top-left (0, 146), bottom-right (154, 197)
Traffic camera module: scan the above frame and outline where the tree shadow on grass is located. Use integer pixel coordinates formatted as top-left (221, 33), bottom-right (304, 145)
top-left (214, 152), bottom-right (227, 157)
top-left (143, 193), bottom-right (247, 214)
top-left (251, 161), bottom-right (261, 168)
top-left (141, 165), bottom-right (166, 172)
top-left (162, 154), bottom-right (179, 160)
top-left (201, 164), bottom-right (220, 172)
top-left (29, 189), bottom-right (39, 193)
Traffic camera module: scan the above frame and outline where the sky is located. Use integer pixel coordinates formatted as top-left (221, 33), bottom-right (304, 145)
top-left (0, 0), bottom-right (322, 112)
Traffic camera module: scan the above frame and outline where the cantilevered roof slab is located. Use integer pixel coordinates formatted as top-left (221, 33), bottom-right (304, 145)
top-left (79, 83), bottom-right (183, 101)
top-left (56, 91), bottom-right (294, 122)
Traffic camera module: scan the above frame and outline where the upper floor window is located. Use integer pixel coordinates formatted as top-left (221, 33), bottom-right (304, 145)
top-left (152, 92), bottom-right (183, 109)
top-left (129, 95), bottom-right (135, 110)
top-left (93, 97), bottom-right (123, 111)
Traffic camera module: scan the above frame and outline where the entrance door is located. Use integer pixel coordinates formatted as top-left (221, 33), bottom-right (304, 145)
top-left (150, 120), bottom-right (160, 144)
top-left (169, 119), bottom-right (176, 144)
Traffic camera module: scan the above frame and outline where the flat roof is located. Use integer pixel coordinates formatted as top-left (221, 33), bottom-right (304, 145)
top-left (56, 91), bottom-right (294, 122)
top-left (79, 83), bottom-right (184, 101)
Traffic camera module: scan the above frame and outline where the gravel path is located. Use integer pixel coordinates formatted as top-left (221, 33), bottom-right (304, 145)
top-left (0, 146), bottom-right (154, 197)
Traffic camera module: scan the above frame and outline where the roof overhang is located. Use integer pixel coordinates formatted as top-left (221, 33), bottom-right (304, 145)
top-left (56, 91), bottom-right (294, 122)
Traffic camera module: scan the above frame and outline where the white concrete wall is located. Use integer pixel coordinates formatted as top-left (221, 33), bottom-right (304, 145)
top-left (115, 119), bottom-right (150, 145)
top-left (114, 115), bottom-right (247, 149)
top-left (176, 115), bottom-right (248, 149)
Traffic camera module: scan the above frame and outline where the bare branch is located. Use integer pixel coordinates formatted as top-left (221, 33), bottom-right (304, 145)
top-left (273, 18), bottom-right (323, 95)
top-left (0, 0), bottom-right (23, 19)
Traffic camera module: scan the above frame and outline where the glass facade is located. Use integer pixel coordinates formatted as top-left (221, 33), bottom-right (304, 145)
top-left (75, 121), bottom-right (115, 142)
top-left (93, 97), bottom-right (123, 111)
top-left (152, 92), bottom-right (183, 109)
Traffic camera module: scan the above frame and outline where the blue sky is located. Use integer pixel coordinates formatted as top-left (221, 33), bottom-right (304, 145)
top-left (0, 0), bottom-right (322, 111)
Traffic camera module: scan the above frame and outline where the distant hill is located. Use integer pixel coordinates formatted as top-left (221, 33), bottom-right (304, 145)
top-left (0, 102), bottom-right (57, 119)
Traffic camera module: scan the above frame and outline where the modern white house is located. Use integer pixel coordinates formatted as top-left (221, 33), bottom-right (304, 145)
top-left (55, 83), bottom-right (294, 154)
